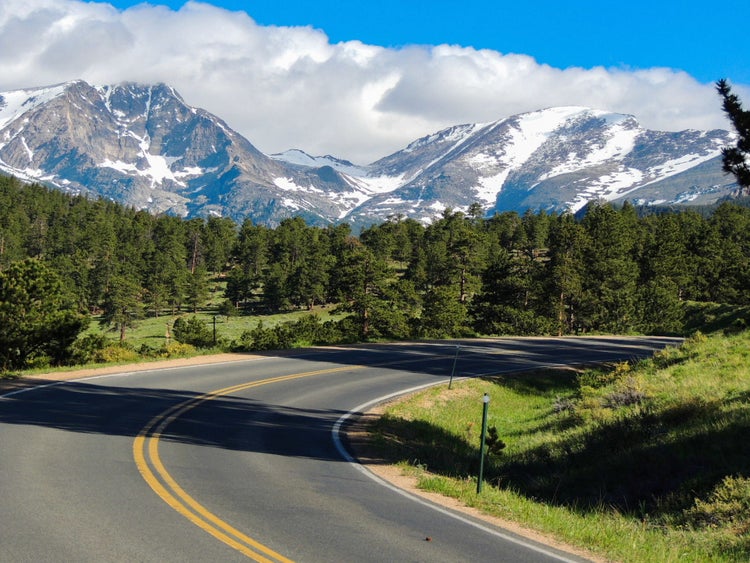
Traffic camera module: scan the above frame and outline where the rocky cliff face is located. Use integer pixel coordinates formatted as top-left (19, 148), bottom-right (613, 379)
top-left (0, 81), bottom-right (738, 228)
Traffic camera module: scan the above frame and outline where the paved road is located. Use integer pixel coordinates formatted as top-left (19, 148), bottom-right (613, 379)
top-left (0, 337), bottom-right (680, 562)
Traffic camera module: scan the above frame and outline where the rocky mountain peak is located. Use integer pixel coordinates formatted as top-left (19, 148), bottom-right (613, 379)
top-left (0, 80), bottom-right (739, 229)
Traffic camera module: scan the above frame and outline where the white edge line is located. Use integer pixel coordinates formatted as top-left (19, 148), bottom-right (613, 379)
top-left (0, 348), bottom-right (365, 401)
top-left (331, 374), bottom-right (586, 563)
top-left (1, 379), bottom-right (69, 399)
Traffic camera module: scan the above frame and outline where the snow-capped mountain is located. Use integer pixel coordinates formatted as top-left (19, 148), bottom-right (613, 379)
top-left (0, 81), bottom-right (738, 229)
top-left (318, 107), bottom-right (735, 226)
top-left (0, 80), bottom-right (363, 225)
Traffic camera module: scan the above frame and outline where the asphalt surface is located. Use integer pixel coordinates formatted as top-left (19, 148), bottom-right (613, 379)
top-left (0, 336), bottom-right (681, 562)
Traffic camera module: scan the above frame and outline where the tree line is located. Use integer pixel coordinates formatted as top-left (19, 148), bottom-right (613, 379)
top-left (1, 172), bottom-right (750, 370)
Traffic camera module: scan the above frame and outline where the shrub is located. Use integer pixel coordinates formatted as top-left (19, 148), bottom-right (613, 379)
top-left (650, 343), bottom-right (687, 369)
top-left (485, 425), bottom-right (506, 457)
top-left (291, 314), bottom-right (323, 344)
top-left (577, 362), bottom-right (627, 390)
top-left (553, 395), bottom-right (576, 414)
top-left (26, 355), bottom-right (51, 369)
top-left (724, 318), bottom-right (748, 335)
top-left (69, 333), bottom-right (110, 365)
top-left (137, 344), bottom-right (156, 358)
top-left (160, 342), bottom-right (196, 358)
top-left (233, 321), bottom-right (279, 351)
top-left (95, 343), bottom-right (139, 364)
top-left (172, 316), bottom-right (214, 348)
top-left (317, 319), bottom-right (347, 344)
top-left (686, 330), bottom-right (707, 345)
top-left (217, 299), bottom-right (237, 318)
top-left (232, 315), bottom-right (349, 352)
top-left (683, 475), bottom-right (750, 533)
top-left (604, 376), bottom-right (648, 408)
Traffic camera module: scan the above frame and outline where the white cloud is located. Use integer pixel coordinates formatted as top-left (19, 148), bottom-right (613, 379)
top-left (0, 0), bottom-right (743, 164)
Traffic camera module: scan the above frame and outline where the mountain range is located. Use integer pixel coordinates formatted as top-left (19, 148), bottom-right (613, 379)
top-left (0, 80), bottom-right (738, 229)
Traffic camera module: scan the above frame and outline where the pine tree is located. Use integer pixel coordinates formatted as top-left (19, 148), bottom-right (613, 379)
top-left (703, 203), bottom-right (750, 304)
top-left (228, 220), bottom-right (269, 309)
top-left (470, 248), bottom-right (549, 336)
top-left (546, 213), bottom-right (586, 335)
top-left (185, 266), bottom-right (211, 313)
top-left (716, 79), bottom-right (750, 193)
top-left (99, 273), bottom-right (144, 342)
top-left (0, 259), bottom-right (89, 370)
top-left (203, 216), bottom-right (237, 274)
top-left (145, 216), bottom-right (189, 315)
top-left (421, 209), bottom-right (485, 302)
top-left (334, 240), bottom-right (392, 340)
top-left (580, 203), bottom-right (640, 333)
top-left (420, 285), bottom-right (468, 338)
top-left (288, 229), bottom-right (332, 310)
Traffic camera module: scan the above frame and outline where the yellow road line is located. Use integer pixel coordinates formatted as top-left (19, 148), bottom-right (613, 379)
top-left (133, 365), bottom-right (363, 562)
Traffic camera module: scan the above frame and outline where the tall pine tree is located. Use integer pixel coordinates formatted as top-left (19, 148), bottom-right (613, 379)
top-left (716, 79), bottom-right (750, 194)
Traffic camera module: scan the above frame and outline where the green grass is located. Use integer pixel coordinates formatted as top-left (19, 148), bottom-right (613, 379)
top-left (3, 294), bottom-right (347, 377)
top-left (369, 331), bottom-right (750, 562)
top-left (93, 304), bottom-right (345, 350)
top-left (83, 277), bottom-right (345, 350)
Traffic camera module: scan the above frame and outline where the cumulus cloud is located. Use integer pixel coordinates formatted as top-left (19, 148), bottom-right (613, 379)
top-left (0, 0), bottom-right (743, 164)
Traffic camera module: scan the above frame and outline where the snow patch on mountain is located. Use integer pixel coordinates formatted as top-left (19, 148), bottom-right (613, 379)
top-left (540, 116), bottom-right (641, 181)
top-left (466, 108), bottom-right (622, 204)
top-left (347, 173), bottom-right (406, 194)
top-left (510, 107), bottom-right (584, 161)
top-left (274, 177), bottom-right (324, 193)
top-left (271, 149), bottom-right (367, 176)
top-left (0, 83), bottom-right (67, 130)
top-left (273, 149), bottom-right (411, 198)
top-left (645, 152), bottom-right (722, 182)
top-left (403, 123), bottom-right (478, 153)
top-left (475, 172), bottom-right (511, 204)
top-left (567, 168), bottom-right (647, 212)
top-left (418, 123), bottom-right (483, 170)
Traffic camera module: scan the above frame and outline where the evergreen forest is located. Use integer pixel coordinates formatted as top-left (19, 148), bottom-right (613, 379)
top-left (1, 174), bottom-right (749, 372)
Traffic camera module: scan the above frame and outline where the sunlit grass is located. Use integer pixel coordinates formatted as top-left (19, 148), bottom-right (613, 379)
top-left (92, 304), bottom-right (345, 349)
top-left (370, 331), bottom-right (750, 562)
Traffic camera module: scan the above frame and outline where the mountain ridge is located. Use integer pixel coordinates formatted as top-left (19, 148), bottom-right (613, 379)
top-left (0, 80), bottom-right (738, 228)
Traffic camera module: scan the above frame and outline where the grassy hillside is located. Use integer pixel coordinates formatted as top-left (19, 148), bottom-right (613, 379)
top-left (369, 330), bottom-right (750, 562)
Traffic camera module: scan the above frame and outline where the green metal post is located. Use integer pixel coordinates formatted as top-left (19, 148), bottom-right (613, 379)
top-left (477, 393), bottom-right (490, 493)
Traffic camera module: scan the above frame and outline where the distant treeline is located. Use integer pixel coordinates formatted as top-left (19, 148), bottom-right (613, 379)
top-left (1, 175), bottom-right (749, 368)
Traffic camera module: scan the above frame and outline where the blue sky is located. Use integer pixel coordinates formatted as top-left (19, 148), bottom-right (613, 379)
top-left (1, 0), bottom-right (746, 162)
top-left (105, 0), bottom-right (750, 84)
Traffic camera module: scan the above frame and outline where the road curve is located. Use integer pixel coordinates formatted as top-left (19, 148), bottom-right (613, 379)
top-left (0, 336), bottom-right (680, 562)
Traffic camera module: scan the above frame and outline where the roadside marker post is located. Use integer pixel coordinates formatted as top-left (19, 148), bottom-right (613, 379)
top-left (448, 345), bottom-right (460, 389)
top-left (477, 393), bottom-right (490, 494)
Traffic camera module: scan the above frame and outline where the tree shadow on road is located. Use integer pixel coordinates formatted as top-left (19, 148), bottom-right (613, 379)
top-left (0, 380), bottom-right (356, 462)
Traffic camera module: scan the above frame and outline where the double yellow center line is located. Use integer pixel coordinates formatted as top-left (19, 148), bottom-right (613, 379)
top-left (132, 365), bottom-right (361, 561)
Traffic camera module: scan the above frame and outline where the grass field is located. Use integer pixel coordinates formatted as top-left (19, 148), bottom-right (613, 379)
top-left (94, 304), bottom-right (345, 349)
top-left (0, 302), bottom-right (347, 377)
top-left (368, 331), bottom-right (750, 562)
